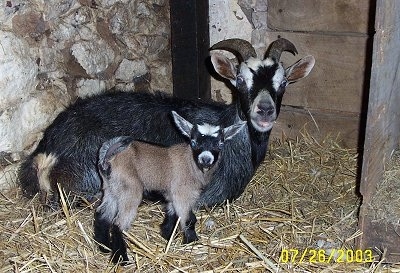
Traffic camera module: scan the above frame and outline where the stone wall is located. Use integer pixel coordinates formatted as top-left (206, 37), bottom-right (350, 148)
top-left (0, 0), bottom-right (172, 188)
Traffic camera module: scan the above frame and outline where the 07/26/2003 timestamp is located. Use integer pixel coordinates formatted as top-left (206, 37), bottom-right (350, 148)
top-left (279, 248), bottom-right (374, 264)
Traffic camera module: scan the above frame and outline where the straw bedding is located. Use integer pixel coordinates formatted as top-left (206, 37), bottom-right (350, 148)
top-left (0, 133), bottom-right (399, 272)
top-left (367, 149), bottom-right (400, 226)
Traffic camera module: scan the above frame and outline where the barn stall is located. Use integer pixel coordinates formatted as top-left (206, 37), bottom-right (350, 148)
top-left (0, 0), bottom-right (399, 272)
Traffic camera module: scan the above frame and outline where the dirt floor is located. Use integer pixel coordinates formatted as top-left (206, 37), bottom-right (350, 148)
top-left (0, 133), bottom-right (399, 272)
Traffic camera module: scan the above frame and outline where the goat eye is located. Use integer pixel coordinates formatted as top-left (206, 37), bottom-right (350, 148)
top-left (190, 139), bottom-right (197, 148)
top-left (236, 75), bottom-right (248, 94)
top-left (218, 141), bottom-right (224, 149)
top-left (236, 75), bottom-right (248, 89)
top-left (281, 79), bottom-right (288, 88)
top-left (236, 75), bottom-right (244, 85)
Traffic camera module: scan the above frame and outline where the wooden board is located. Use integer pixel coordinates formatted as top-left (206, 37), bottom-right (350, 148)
top-left (268, 0), bottom-right (372, 34)
top-left (272, 106), bottom-right (360, 148)
top-left (253, 30), bottom-right (368, 114)
top-left (170, 0), bottom-right (210, 100)
top-left (358, 0), bottom-right (400, 263)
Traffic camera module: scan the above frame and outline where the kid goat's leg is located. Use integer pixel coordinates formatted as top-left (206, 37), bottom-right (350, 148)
top-left (183, 210), bottom-right (198, 244)
top-left (171, 195), bottom-right (199, 244)
top-left (94, 211), bottom-right (112, 253)
top-left (94, 192), bottom-right (118, 253)
top-left (110, 224), bottom-right (129, 264)
top-left (111, 183), bottom-right (143, 264)
top-left (161, 203), bottom-right (179, 240)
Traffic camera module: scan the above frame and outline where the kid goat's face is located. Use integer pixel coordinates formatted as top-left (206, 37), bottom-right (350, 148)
top-left (171, 111), bottom-right (247, 173)
top-left (190, 124), bottom-right (224, 172)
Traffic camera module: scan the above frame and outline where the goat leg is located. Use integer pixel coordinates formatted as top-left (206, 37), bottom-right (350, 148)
top-left (182, 210), bottom-right (198, 244)
top-left (94, 211), bottom-right (111, 253)
top-left (160, 209), bottom-right (179, 240)
top-left (111, 224), bottom-right (129, 264)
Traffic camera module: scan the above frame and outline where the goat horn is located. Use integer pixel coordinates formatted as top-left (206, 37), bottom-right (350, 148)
top-left (210, 39), bottom-right (257, 62)
top-left (266, 38), bottom-right (298, 61)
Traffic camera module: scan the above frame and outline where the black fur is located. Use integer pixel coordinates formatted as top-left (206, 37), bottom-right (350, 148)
top-left (160, 210), bottom-right (179, 240)
top-left (93, 211), bottom-right (111, 253)
top-left (160, 210), bottom-right (199, 244)
top-left (94, 211), bottom-right (129, 264)
top-left (110, 224), bottom-right (129, 264)
top-left (182, 210), bottom-right (198, 244)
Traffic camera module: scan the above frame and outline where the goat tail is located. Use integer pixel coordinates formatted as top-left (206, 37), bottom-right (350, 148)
top-left (98, 136), bottom-right (134, 177)
top-left (18, 137), bottom-right (51, 198)
top-left (18, 153), bottom-right (41, 198)
top-left (18, 148), bottom-right (59, 200)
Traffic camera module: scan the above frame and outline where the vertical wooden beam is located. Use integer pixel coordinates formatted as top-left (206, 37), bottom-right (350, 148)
top-left (170, 0), bottom-right (210, 100)
top-left (358, 0), bottom-right (400, 263)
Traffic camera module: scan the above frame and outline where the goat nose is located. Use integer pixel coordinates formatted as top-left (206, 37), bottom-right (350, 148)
top-left (257, 105), bottom-right (275, 116)
top-left (198, 151), bottom-right (214, 166)
top-left (201, 157), bottom-right (212, 165)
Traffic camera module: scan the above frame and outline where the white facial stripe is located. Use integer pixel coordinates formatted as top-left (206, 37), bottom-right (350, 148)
top-left (198, 151), bottom-right (214, 165)
top-left (240, 57), bottom-right (285, 92)
top-left (243, 58), bottom-right (263, 91)
top-left (262, 58), bottom-right (275, 67)
top-left (272, 65), bottom-right (285, 91)
top-left (240, 63), bottom-right (254, 90)
top-left (198, 124), bottom-right (220, 137)
top-left (245, 57), bottom-right (262, 70)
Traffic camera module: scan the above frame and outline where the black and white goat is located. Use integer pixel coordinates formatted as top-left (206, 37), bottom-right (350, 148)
top-left (95, 111), bottom-right (246, 263)
top-left (18, 38), bottom-right (315, 209)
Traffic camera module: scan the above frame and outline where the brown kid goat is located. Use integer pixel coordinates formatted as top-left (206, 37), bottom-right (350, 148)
top-left (94, 111), bottom-right (246, 264)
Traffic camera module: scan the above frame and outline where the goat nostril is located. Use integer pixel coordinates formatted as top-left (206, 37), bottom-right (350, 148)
top-left (202, 157), bottom-right (213, 165)
top-left (257, 105), bottom-right (275, 116)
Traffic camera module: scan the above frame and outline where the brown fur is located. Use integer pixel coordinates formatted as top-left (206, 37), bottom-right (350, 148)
top-left (98, 141), bottom-right (215, 232)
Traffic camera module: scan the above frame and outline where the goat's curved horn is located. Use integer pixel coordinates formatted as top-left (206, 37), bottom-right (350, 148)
top-left (210, 39), bottom-right (257, 63)
top-left (266, 38), bottom-right (298, 61)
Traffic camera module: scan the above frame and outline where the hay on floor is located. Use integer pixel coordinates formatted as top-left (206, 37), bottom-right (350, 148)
top-left (0, 132), bottom-right (398, 272)
top-left (367, 149), bottom-right (400, 226)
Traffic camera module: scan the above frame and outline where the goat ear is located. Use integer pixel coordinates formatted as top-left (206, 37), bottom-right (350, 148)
top-left (285, 55), bottom-right (315, 84)
top-left (171, 111), bottom-right (193, 138)
top-left (223, 121), bottom-right (247, 141)
top-left (210, 53), bottom-right (237, 82)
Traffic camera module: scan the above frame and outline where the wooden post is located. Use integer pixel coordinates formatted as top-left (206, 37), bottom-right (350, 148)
top-left (358, 0), bottom-right (400, 263)
top-left (170, 0), bottom-right (210, 100)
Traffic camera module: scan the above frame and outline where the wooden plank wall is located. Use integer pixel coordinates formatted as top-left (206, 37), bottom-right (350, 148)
top-left (358, 0), bottom-right (400, 263)
top-left (262, 0), bottom-right (373, 148)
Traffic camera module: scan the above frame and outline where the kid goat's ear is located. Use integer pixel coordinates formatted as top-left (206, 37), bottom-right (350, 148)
top-left (223, 121), bottom-right (247, 141)
top-left (171, 111), bottom-right (193, 138)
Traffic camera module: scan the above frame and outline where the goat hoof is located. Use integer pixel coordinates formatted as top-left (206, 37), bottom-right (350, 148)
top-left (160, 223), bottom-right (175, 240)
top-left (98, 244), bottom-right (111, 253)
top-left (183, 232), bottom-right (199, 244)
top-left (111, 251), bottom-right (129, 265)
top-left (161, 229), bottom-right (173, 241)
